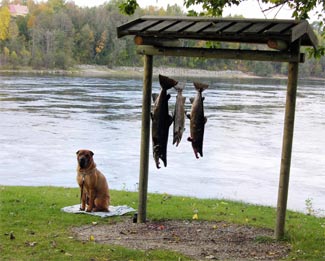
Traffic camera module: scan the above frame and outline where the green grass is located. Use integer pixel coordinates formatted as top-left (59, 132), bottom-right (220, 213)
top-left (0, 186), bottom-right (324, 260)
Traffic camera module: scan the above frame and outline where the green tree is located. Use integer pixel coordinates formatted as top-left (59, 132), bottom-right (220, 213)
top-left (0, 6), bottom-right (10, 40)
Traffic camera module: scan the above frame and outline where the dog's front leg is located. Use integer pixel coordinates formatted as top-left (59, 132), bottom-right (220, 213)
top-left (80, 188), bottom-right (86, 211)
top-left (86, 189), bottom-right (95, 212)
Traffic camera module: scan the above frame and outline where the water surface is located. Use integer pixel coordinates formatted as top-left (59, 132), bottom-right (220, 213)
top-left (0, 75), bottom-right (324, 215)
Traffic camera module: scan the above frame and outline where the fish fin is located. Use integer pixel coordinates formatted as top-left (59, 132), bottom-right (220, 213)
top-left (152, 93), bottom-right (159, 102)
top-left (173, 136), bottom-right (180, 146)
top-left (204, 117), bottom-right (207, 124)
top-left (193, 82), bottom-right (209, 92)
top-left (174, 82), bottom-right (186, 91)
top-left (189, 97), bottom-right (194, 104)
top-left (168, 115), bottom-right (174, 126)
top-left (159, 74), bottom-right (178, 90)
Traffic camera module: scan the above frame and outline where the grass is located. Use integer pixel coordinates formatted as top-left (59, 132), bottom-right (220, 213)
top-left (0, 186), bottom-right (324, 260)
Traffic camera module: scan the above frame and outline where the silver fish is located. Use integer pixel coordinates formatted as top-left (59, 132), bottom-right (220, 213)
top-left (173, 82), bottom-right (186, 146)
top-left (187, 82), bottom-right (208, 159)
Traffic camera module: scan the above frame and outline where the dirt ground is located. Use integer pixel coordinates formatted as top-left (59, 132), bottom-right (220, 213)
top-left (71, 218), bottom-right (291, 260)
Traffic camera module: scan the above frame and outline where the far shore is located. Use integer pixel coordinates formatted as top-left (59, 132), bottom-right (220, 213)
top-left (0, 65), bottom-right (277, 79)
top-left (1, 65), bottom-right (324, 80)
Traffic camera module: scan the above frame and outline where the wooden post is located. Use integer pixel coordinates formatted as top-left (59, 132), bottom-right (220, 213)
top-left (137, 55), bottom-right (153, 223)
top-left (275, 43), bottom-right (300, 239)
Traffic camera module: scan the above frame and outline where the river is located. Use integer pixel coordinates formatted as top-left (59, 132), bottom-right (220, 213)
top-left (0, 75), bottom-right (324, 215)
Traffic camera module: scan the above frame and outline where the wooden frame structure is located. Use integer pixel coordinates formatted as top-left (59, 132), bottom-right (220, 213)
top-left (117, 16), bottom-right (318, 239)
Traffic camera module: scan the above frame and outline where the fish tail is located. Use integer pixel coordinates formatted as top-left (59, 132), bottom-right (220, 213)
top-left (174, 82), bottom-right (186, 91)
top-left (193, 82), bottom-right (209, 92)
top-left (159, 74), bottom-right (178, 90)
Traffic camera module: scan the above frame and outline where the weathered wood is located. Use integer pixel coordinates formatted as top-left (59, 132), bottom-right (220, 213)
top-left (146, 20), bottom-right (177, 33)
top-left (162, 21), bottom-right (195, 33)
top-left (266, 23), bottom-right (293, 34)
top-left (243, 22), bottom-right (272, 34)
top-left (137, 55), bottom-right (153, 223)
top-left (223, 22), bottom-right (251, 33)
top-left (117, 16), bottom-right (318, 48)
top-left (136, 45), bottom-right (304, 63)
top-left (202, 21), bottom-right (233, 33)
top-left (128, 20), bottom-right (160, 33)
top-left (184, 21), bottom-right (211, 33)
top-left (275, 41), bottom-right (300, 239)
top-left (134, 36), bottom-right (181, 47)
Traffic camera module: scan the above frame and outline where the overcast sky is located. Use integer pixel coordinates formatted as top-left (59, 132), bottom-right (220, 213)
top-left (69, 0), bottom-right (320, 21)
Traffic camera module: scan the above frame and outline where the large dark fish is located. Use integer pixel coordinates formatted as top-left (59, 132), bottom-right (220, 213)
top-left (187, 82), bottom-right (208, 159)
top-left (173, 82), bottom-right (186, 146)
top-left (151, 74), bottom-right (178, 168)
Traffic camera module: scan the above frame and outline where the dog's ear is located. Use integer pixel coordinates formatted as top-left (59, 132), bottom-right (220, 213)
top-left (90, 151), bottom-right (94, 157)
top-left (76, 150), bottom-right (80, 155)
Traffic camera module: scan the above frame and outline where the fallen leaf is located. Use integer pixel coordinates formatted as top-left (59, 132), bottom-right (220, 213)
top-left (89, 235), bottom-right (95, 241)
top-left (25, 241), bottom-right (37, 247)
top-left (192, 213), bottom-right (198, 220)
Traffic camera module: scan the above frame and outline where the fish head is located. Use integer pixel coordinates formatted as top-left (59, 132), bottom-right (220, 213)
top-left (187, 137), bottom-right (203, 159)
top-left (153, 145), bottom-right (161, 169)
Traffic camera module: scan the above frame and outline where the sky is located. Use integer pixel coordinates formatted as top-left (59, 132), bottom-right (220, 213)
top-left (69, 0), bottom-right (321, 21)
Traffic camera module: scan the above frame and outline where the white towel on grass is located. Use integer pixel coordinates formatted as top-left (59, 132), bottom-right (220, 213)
top-left (61, 204), bottom-right (135, 218)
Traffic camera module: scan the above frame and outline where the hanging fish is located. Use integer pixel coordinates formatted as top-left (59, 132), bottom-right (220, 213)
top-left (187, 82), bottom-right (208, 159)
top-left (173, 82), bottom-right (186, 146)
top-left (151, 74), bottom-right (178, 168)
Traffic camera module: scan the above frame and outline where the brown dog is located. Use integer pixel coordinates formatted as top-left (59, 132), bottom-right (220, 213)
top-left (76, 150), bottom-right (110, 212)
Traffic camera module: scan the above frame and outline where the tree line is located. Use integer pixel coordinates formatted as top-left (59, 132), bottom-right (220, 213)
top-left (0, 0), bottom-right (324, 78)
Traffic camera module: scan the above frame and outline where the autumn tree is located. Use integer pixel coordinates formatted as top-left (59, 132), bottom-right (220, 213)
top-left (0, 6), bottom-right (10, 40)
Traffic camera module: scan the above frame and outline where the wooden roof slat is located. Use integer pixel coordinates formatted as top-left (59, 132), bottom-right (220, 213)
top-left (184, 21), bottom-right (212, 33)
top-left (265, 23), bottom-right (294, 34)
top-left (146, 20), bottom-right (178, 32)
top-left (164, 21), bottom-right (196, 33)
top-left (203, 21), bottom-right (233, 33)
top-left (128, 20), bottom-right (160, 32)
top-left (223, 22), bottom-right (252, 33)
top-left (243, 22), bottom-right (273, 34)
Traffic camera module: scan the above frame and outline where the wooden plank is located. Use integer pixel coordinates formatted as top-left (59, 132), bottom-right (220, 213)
top-left (137, 54), bottom-right (153, 223)
top-left (265, 23), bottom-right (293, 34)
top-left (164, 21), bottom-right (196, 32)
top-left (203, 21), bottom-right (233, 33)
top-left (137, 45), bottom-right (304, 63)
top-left (146, 20), bottom-right (177, 32)
top-left (275, 62), bottom-right (299, 238)
top-left (184, 21), bottom-right (212, 33)
top-left (275, 40), bottom-right (300, 240)
top-left (243, 22), bottom-right (272, 34)
top-left (223, 22), bottom-right (251, 33)
top-left (128, 20), bottom-right (160, 32)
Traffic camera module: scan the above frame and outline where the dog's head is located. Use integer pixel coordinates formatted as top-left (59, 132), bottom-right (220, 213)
top-left (76, 150), bottom-right (94, 169)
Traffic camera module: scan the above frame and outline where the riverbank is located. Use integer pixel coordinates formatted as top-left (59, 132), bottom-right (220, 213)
top-left (2, 65), bottom-right (325, 80)
top-left (76, 65), bottom-right (262, 79)
top-left (0, 65), bottom-right (267, 79)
